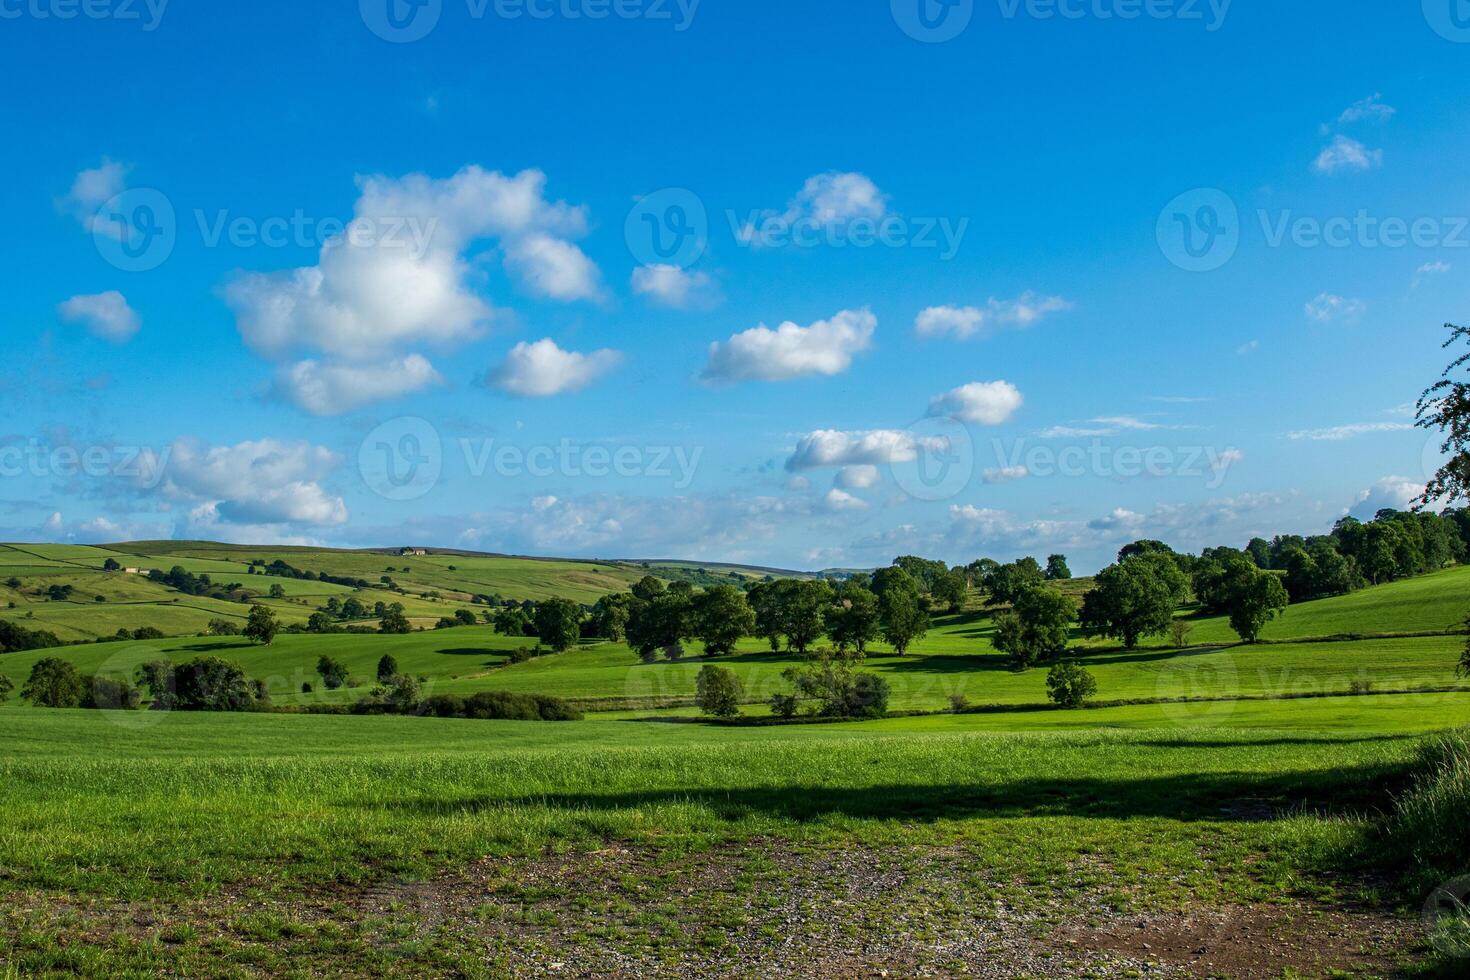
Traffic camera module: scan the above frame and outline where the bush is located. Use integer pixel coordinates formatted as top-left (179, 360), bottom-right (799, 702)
top-left (174, 657), bottom-right (257, 711)
top-left (948, 693), bottom-right (970, 712)
top-left (85, 676), bottom-right (141, 710)
top-left (131, 626), bottom-right (165, 641)
top-left (695, 664), bottom-right (743, 717)
top-left (838, 672), bottom-right (890, 719)
top-left (1046, 661), bottom-right (1098, 708)
top-left (316, 656), bottom-right (349, 690)
top-left (422, 694), bottom-right (467, 718)
top-left (769, 693), bottom-right (798, 719)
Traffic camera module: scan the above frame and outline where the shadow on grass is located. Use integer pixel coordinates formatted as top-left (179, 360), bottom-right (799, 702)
top-left (381, 760), bottom-right (1410, 824)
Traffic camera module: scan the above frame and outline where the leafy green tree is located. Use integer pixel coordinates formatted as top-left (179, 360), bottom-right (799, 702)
top-left (379, 603), bottom-right (412, 634)
top-left (268, 583), bottom-right (286, 599)
top-left (454, 608), bottom-right (477, 627)
top-left (878, 577), bottom-right (929, 655)
top-left (534, 598), bottom-right (584, 653)
top-left (341, 597), bottom-right (368, 620)
top-left (307, 611), bottom-right (335, 633)
top-left (493, 606), bottom-right (533, 637)
top-left (102, 558), bottom-right (121, 571)
top-left (174, 657), bottom-right (256, 711)
top-left (893, 555), bottom-right (949, 592)
top-left (1079, 554), bottom-right (1188, 649)
top-left (1192, 547), bottom-right (1257, 612)
top-left (206, 618), bottom-right (240, 636)
top-left (1046, 661), bottom-right (1097, 708)
top-left (989, 586), bottom-right (1075, 668)
top-left (316, 655), bottom-right (349, 690)
top-left (984, 558), bottom-right (1046, 607)
top-left (1226, 570), bottom-right (1290, 643)
top-left (21, 657), bottom-right (86, 707)
top-left (746, 580), bottom-right (786, 651)
top-left (243, 604), bottom-right (278, 645)
top-left (782, 649), bottom-right (889, 718)
top-left (1418, 322), bottom-right (1470, 505)
top-left (827, 581), bottom-right (881, 653)
top-left (135, 660), bottom-right (177, 710)
top-left (0, 673), bottom-right (12, 704)
top-left (1044, 554), bottom-right (1071, 581)
top-left (1246, 537), bottom-right (1272, 568)
top-left (631, 575), bottom-right (666, 601)
top-left (695, 664), bottom-right (744, 717)
top-left (779, 580), bottom-right (832, 654)
top-left (626, 592), bottom-right (691, 662)
top-left (589, 592), bottom-right (633, 641)
top-left (931, 568), bottom-right (968, 614)
top-left (376, 654), bottom-right (399, 684)
top-left (694, 585), bottom-right (756, 656)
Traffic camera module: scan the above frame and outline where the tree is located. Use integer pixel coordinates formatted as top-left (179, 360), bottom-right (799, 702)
top-left (782, 649), bottom-right (889, 718)
top-left (1246, 538), bottom-right (1272, 568)
top-left (1046, 661), bottom-right (1097, 708)
top-left (243, 604), bottom-right (278, 645)
top-left (878, 577), bottom-right (929, 655)
top-left (631, 575), bottom-right (666, 601)
top-left (1418, 322), bottom-right (1470, 506)
top-left (930, 568), bottom-right (968, 614)
top-left (589, 593), bottom-right (633, 641)
top-left (341, 597), bottom-right (368, 620)
top-left (780, 580), bottom-right (832, 655)
top-left (984, 558), bottom-right (1046, 607)
top-left (206, 618), bottom-right (240, 636)
top-left (1044, 554), bottom-right (1072, 581)
top-left (1192, 547), bottom-right (1257, 612)
top-left (1226, 570), bottom-right (1289, 643)
top-left (174, 657), bottom-right (257, 711)
top-left (377, 654), bottom-right (399, 684)
top-left (307, 611), bottom-right (335, 633)
top-left (693, 585), bottom-right (756, 656)
top-left (827, 581), bottom-right (881, 653)
top-left (493, 606), bottom-right (533, 637)
top-left (379, 603), bottom-right (412, 634)
top-left (746, 580), bottom-right (786, 651)
top-left (0, 673), bottom-right (11, 704)
top-left (316, 655), bottom-right (349, 690)
top-left (626, 592), bottom-right (691, 662)
top-left (135, 660), bottom-right (177, 710)
top-left (268, 584), bottom-right (286, 599)
top-left (21, 657), bottom-right (86, 707)
top-left (1079, 553), bottom-right (1188, 649)
top-left (989, 586), bottom-right (1075, 668)
top-left (695, 664), bottom-right (744, 717)
top-left (534, 598), bottom-right (584, 653)
top-left (102, 558), bottom-right (121, 571)
top-left (454, 608), bottom-right (478, 627)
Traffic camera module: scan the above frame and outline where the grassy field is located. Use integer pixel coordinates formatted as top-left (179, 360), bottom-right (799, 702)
top-left (3, 547), bottom-right (1470, 975)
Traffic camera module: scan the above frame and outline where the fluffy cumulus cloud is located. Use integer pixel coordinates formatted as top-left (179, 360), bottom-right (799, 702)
top-left (275, 355), bottom-right (443, 416)
top-left (631, 264), bottom-right (717, 309)
top-left (1313, 135), bottom-right (1382, 174)
top-left (928, 381), bottom-right (1023, 425)
top-left (702, 308), bottom-right (875, 384)
top-left (823, 488), bottom-right (869, 512)
top-left (56, 291), bottom-right (140, 342)
top-left (486, 338), bottom-right (621, 397)
top-left (914, 293), bottom-right (1072, 340)
top-left (223, 166), bottom-right (601, 414)
top-left (154, 438), bottom-right (348, 527)
top-left (1350, 476), bottom-right (1424, 518)
top-left (739, 172), bottom-right (888, 244)
top-left (58, 158), bottom-right (128, 235)
top-left (834, 464), bottom-right (881, 490)
top-left (1305, 292), bottom-right (1367, 323)
top-left (786, 428), bottom-right (935, 471)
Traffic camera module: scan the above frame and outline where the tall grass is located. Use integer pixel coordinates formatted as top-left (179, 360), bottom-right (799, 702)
top-left (1385, 727), bottom-right (1470, 887)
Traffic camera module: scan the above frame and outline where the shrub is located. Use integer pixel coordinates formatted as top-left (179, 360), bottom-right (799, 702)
top-left (207, 618), bottom-right (241, 637)
top-left (422, 694), bottom-right (466, 718)
top-left (174, 657), bottom-right (257, 712)
top-left (838, 672), bottom-right (890, 719)
top-left (302, 682), bottom-right (313, 694)
top-left (376, 654), bottom-right (399, 684)
top-left (85, 676), bottom-right (141, 710)
top-left (132, 626), bottom-right (165, 641)
top-left (1348, 678), bottom-right (1375, 696)
top-left (948, 693), bottom-right (970, 712)
top-left (0, 673), bottom-right (13, 704)
top-left (134, 660), bottom-right (177, 710)
top-left (1046, 661), bottom-right (1098, 708)
top-left (316, 656), bottom-right (349, 690)
top-left (769, 693), bottom-right (798, 719)
top-left (21, 658), bottom-right (86, 708)
top-left (695, 665), bottom-right (743, 718)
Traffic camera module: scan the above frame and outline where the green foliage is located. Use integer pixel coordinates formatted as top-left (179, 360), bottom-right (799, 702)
top-left (693, 585), bottom-right (755, 656)
top-left (492, 606), bottom-right (533, 637)
top-left (1046, 661), bottom-right (1097, 708)
top-left (630, 575), bottom-right (666, 601)
top-left (0, 673), bottom-right (11, 703)
top-left (930, 568), bottom-right (968, 613)
top-left (206, 618), bottom-right (240, 637)
top-left (534, 598), bottom-right (584, 653)
top-left (316, 655), bottom-right (349, 690)
top-left (243, 605), bottom-right (278, 645)
top-left (782, 649), bottom-right (890, 718)
top-left (589, 592), bottom-right (632, 641)
top-left (418, 690), bottom-right (581, 721)
top-left (21, 657), bottom-right (86, 707)
top-left (990, 586), bottom-right (1075, 668)
top-left (694, 664), bottom-right (743, 717)
top-left (984, 558), bottom-right (1046, 607)
top-left (376, 654), bottom-right (399, 684)
top-left (85, 676), bottom-right (141, 711)
top-left (1044, 554), bottom-right (1071, 581)
top-left (827, 581), bottom-right (881, 653)
top-left (0, 619), bottom-right (62, 654)
top-left (874, 569), bottom-right (928, 655)
top-left (1080, 553), bottom-right (1188, 648)
top-left (1226, 570), bottom-right (1290, 643)
top-left (379, 603), bottom-right (412, 635)
top-left (174, 658), bottom-right (257, 712)
top-left (1382, 727), bottom-right (1470, 889)
top-left (626, 591), bottom-right (691, 661)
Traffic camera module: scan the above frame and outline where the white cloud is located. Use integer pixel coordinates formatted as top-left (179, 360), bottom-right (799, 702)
top-left (631, 264), bottom-right (717, 309)
top-left (983, 465), bottom-right (1029, 484)
top-left (58, 159), bottom-right (128, 236)
top-left (57, 291), bottom-right (140, 342)
top-left (834, 464), bottom-right (881, 490)
top-left (823, 488), bottom-right (869, 512)
top-left (928, 381), bottom-right (1023, 425)
top-left (1088, 507), bottom-right (1146, 531)
top-left (276, 354), bottom-right (443, 416)
top-left (160, 438), bottom-right (348, 527)
top-left (740, 172), bottom-right (888, 244)
top-left (914, 293), bottom-right (1072, 340)
top-left (1305, 293), bottom-right (1367, 323)
top-left (1313, 135), bottom-right (1382, 174)
top-left (1038, 415), bottom-right (1178, 439)
top-left (1090, 415), bottom-right (1164, 431)
top-left (1337, 93), bottom-right (1395, 125)
top-left (1413, 261), bottom-right (1451, 288)
top-left (1287, 421), bottom-right (1413, 441)
top-left (487, 338), bottom-right (621, 397)
top-left (504, 232), bottom-right (602, 302)
top-left (702, 308), bottom-right (875, 384)
top-left (786, 428), bottom-right (935, 471)
top-left (1038, 425), bottom-right (1116, 439)
top-left (1350, 476), bottom-right (1424, 518)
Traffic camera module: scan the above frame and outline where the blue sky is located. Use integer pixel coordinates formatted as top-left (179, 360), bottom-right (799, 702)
top-left (3, 0), bottom-right (1469, 572)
